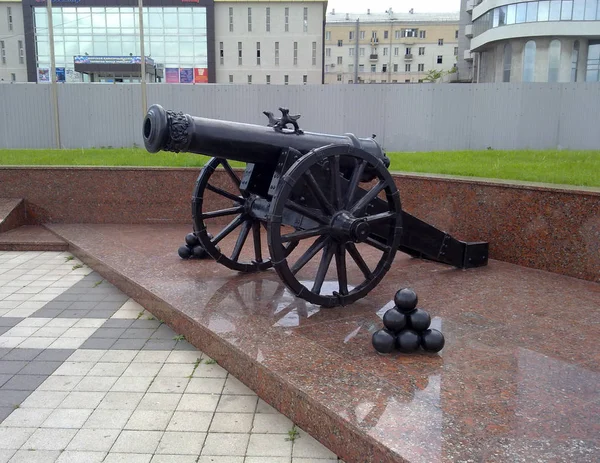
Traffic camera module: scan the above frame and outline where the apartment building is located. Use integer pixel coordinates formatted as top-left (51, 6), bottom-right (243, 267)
top-left (324, 9), bottom-right (460, 84)
top-left (214, 0), bottom-right (327, 85)
top-left (0, 0), bottom-right (26, 82)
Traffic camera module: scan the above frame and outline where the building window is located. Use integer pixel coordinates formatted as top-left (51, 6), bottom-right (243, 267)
top-left (437, 55), bottom-right (443, 64)
top-left (586, 42), bottom-right (600, 81)
top-left (18, 40), bottom-right (24, 65)
top-left (584, 0), bottom-right (597, 19)
top-left (303, 75), bottom-right (307, 84)
top-left (248, 75), bottom-right (252, 84)
top-left (418, 63), bottom-right (424, 71)
top-left (303, 7), bottom-right (308, 32)
top-left (371, 64), bottom-right (376, 72)
top-left (548, 39), bottom-right (561, 82)
top-left (337, 74), bottom-right (342, 81)
top-left (359, 64), bottom-right (364, 72)
top-left (248, 8), bottom-right (252, 32)
top-left (571, 40), bottom-right (580, 82)
top-left (7, 6), bottom-right (13, 32)
top-left (372, 31), bottom-right (377, 39)
top-left (326, 48), bottom-right (331, 57)
top-left (256, 42), bottom-right (261, 65)
top-left (326, 31), bottom-right (331, 40)
top-left (238, 42), bottom-right (242, 65)
top-left (503, 43), bottom-right (512, 82)
top-left (266, 74), bottom-right (271, 84)
top-left (383, 47), bottom-right (388, 56)
top-left (360, 31), bottom-right (365, 39)
top-left (348, 64), bottom-right (354, 72)
top-left (419, 47), bottom-right (425, 55)
top-left (11, 73), bottom-right (16, 82)
top-left (405, 79), bottom-right (410, 83)
top-left (523, 40), bottom-right (536, 82)
top-left (337, 56), bottom-right (343, 65)
top-left (266, 7), bottom-right (270, 32)
top-left (0, 41), bottom-right (5, 65)
top-left (393, 64), bottom-right (398, 72)
top-left (384, 30), bottom-right (389, 39)
top-left (275, 42), bottom-right (279, 65)
top-left (284, 74), bottom-right (289, 85)
top-left (229, 7), bottom-right (234, 32)
top-left (405, 63), bottom-right (411, 72)
top-left (406, 47), bottom-right (412, 55)
top-left (219, 42), bottom-right (224, 65)
top-left (394, 47), bottom-right (399, 56)
top-left (382, 64), bottom-right (387, 72)
top-left (438, 39), bottom-right (444, 46)
top-left (349, 80), bottom-right (353, 83)
top-left (455, 30), bottom-right (459, 39)
top-left (349, 31), bottom-right (354, 40)
top-left (418, 79), bottom-right (423, 83)
top-left (395, 30), bottom-right (401, 39)
top-left (285, 8), bottom-right (289, 32)
top-left (572, 0), bottom-right (585, 20)
top-left (454, 47), bottom-right (459, 56)
top-left (229, 74), bottom-right (233, 83)
top-left (349, 48), bottom-right (354, 56)
top-left (293, 42), bottom-right (298, 65)
top-left (312, 42), bottom-right (317, 65)
top-left (419, 30), bottom-right (426, 38)
top-left (359, 48), bottom-right (365, 56)
top-left (338, 40), bottom-right (343, 47)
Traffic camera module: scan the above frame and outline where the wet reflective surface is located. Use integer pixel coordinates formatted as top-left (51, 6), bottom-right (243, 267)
top-left (48, 223), bottom-right (600, 463)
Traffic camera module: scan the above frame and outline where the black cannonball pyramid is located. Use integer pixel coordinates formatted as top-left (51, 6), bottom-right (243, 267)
top-left (382, 308), bottom-right (407, 333)
top-left (178, 245), bottom-right (192, 259)
top-left (394, 288), bottom-right (418, 314)
top-left (420, 329), bottom-right (445, 353)
top-left (407, 308), bottom-right (431, 332)
top-left (395, 329), bottom-right (421, 353)
top-left (185, 232), bottom-right (200, 247)
top-left (372, 329), bottom-right (396, 354)
top-left (192, 245), bottom-right (207, 259)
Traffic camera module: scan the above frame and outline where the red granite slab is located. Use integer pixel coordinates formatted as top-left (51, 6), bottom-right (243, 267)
top-left (0, 225), bottom-right (67, 251)
top-left (46, 223), bottom-right (600, 463)
top-left (0, 198), bottom-right (25, 233)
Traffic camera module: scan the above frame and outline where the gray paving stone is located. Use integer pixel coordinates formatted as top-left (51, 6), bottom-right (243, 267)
top-left (68, 301), bottom-right (99, 311)
top-left (0, 318), bottom-right (24, 327)
top-left (0, 407), bottom-right (12, 423)
top-left (121, 329), bottom-right (157, 339)
top-left (102, 294), bottom-right (129, 302)
top-left (44, 301), bottom-right (73, 310)
top-left (2, 349), bottom-right (44, 361)
top-left (0, 326), bottom-right (11, 336)
top-left (36, 349), bottom-right (75, 362)
top-left (31, 309), bottom-right (63, 318)
top-left (83, 309), bottom-right (116, 318)
top-left (0, 361), bottom-right (27, 374)
top-left (77, 294), bottom-right (107, 302)
top-left (0, 374), bottom-right (12, 387)
top-left (57, 309), bottom-right (90, 318)
top-left (130, 320), bottom-right (162, 329)
top-left (79, 338), bottom-right (116, 350)
top-left (94, 301), bottom-right (125, 311)
top-left (18, 361), bottom-right (62, 376)
top-left (1, 374), bottom-right (48, 391)
top-left (0, 348), bottom-right (11, 359)
top-left (111, 339), bottom-right (147, 350)
top-left (53, 294), bottom-right (80, 302)
top-left (143, 340), bottom-right (176, 351)
top-left (0, 390), bottom-right (30, 407)
top-left (173, 341), bottom-right (196, 351)
top-left (90, 328), bottom-right (126, 339)
top-left (151, 326), bottom-right (177, 340)
top-left (101, 319), bottom-right (134, 329)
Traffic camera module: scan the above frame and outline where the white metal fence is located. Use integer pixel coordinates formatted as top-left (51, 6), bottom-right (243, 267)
top-left (1, 82), bottom-right (599, 151)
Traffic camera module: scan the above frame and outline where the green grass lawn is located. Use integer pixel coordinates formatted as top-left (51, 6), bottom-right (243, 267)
top-left (1, 148), bottom-right (598, 187)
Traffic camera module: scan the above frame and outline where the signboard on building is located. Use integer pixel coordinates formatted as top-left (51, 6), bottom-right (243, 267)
top-left (37, 68), bottom-right (50, 83)
top-left (194, 68), bottom-right (208, 83)
top-left (73, 56), bottom-right (155, 66)
top-left (179, 68), bottom-right (194, 83)
top-left (165, 68), bottom-right (179, 83)
top-left (56, 67), bottom-right (66, 82)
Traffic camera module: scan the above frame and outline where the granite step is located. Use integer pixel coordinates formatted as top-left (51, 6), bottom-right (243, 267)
top-left (0, 198), bottom-right (25, 234)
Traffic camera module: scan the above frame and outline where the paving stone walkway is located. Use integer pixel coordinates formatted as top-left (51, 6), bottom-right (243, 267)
top-left (0, 251), bottom-right (342, 463)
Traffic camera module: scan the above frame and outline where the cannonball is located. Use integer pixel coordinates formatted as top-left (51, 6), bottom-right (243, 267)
top-left (207, 232), bottom-right (214, 240)
top-left (178, 245), bottom-right (192, 259)
top-left (382, 308), bottom-right (407, 333)
top-left (192, 246), bottom-right (207, 259)
top-left (420, 329), bottom-right (445, 353)
top-left (372, 329), bottom-right (396, 354)
top-left (395, 329), bottom-right (421, 353)
top-left (407, 308), bottom-right (431, 332)
top-left (394, 288), bottom-right (418, 314)
top-left (185, 233), bottom-right (200, 247)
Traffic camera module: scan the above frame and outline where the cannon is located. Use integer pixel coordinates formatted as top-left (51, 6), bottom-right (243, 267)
top-left (143, 105), bottom-right (489, 308)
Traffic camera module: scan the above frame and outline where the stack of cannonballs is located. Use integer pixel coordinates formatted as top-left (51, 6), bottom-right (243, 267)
top-left (178, 232), bottom-right (215, 260)
top-left (372, 288), bottom-right (445, 355)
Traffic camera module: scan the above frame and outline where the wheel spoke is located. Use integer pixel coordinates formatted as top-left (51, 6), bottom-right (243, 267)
top-left (252, 222), bottom-right (263, 263)
top-left (201, 206), bottom-right (244, 220)
top-left (335, 243), bottom-right (348, 296)
top-left (212, 214), bottom-right (245, 245)
top-left (364, 211), bottom-right (396, 224)
top-left (365, 237), bottom-right (391, 253)
top-left (312, 241), bottom-right (335, 295)
top-left (281, 226), bottom-right (329, 243)
top-left (304, 170), bottom-right (335, 216)
top-left (347, 243), bottom-right (373, 280)
top-left (329, 155), bottom-right (343, 210)
top-left (290, 236), bottom-right (328, 275)
top-left (350, 180), bottom-right (387, 216)
top-left (220, 159), bottom-right (241, 191)
top-left (206, 183), bottom-right (243, 203)
top-left (344, 160), bottom-right (367, 209)
top-left (231, 220), bottom-right (252, 262)
top-left (286, 201), bottom-right (329, 225)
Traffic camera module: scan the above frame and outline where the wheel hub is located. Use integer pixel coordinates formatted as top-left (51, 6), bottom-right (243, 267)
top-left (330, 211), bottom-right (370, 243)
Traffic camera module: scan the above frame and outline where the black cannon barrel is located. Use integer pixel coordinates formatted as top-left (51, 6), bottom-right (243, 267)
top-left (143, 104), bottom-right (389, 166)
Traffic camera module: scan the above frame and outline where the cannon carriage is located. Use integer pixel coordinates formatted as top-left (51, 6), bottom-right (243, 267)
top-left (143, 104), bottom-right (488, 308)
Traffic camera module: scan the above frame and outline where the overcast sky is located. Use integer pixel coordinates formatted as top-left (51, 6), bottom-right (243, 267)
top-left (326, 0), bottom-right (461, 14)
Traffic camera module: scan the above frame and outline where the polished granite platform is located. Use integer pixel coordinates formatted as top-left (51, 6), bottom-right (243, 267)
top-left (0, 225), bottom-right (67, 251)
top-left (45, 223), bottom-right (600, 463)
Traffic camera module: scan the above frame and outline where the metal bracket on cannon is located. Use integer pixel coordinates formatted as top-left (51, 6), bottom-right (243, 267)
top-left (263, 108), bottom-right (304, 135)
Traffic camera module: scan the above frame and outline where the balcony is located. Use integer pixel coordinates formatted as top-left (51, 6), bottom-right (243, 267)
top-left (463, 49), bottom-right (473, 61)
top-left (369, 54), bottom-right (378, 61)
top-left (466, 0), bottom-right (474, 13)
top-left (404, 53), bottom-right (413, 61)
top-left (465, 25), bottom-right (473, 38)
